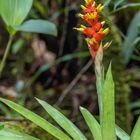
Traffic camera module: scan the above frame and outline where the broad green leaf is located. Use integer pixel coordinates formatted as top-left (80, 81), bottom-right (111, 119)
top-left (80, 107), bottom-right (102, 140)
top-left (0, 0), bottom-right (33, 26)
top-left (121, 11), bottom-right (140, 64)
top-left (36, 98), bottom-right (87, 140)
top-left (14, 20), bottom-right (57, 36)
top-left (101, 64), bottom-right (116, 140)
top-left (0, 98), bottom-right (72, 140)
top-left (116, 125), bottom-right (130, 140)
top-left (0, 128), bottom-right (39, 140)
top-left (130, 117), bottom-right (140, 140)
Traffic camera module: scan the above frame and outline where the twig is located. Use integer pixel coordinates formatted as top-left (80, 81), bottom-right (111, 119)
top-left (0, 36), bottom-right (14, 78)
top-left (58, 0), bottom-right (69, 56)
top-left (0, 117), bottom-right (24, 122)
top-left (56, 59), bottom-right (93, 105)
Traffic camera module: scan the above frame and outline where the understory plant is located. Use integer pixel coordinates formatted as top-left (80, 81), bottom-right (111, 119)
top-left (0, 0), bottom-right (57, 78)
top-left (0, 0), bottom-right (140, 140)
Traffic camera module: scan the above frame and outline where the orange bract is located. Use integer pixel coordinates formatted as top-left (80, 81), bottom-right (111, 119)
top-left (75, 0), bottom-right (109, 59)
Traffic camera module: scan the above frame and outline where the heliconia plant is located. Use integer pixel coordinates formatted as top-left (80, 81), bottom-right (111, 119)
top-left (0, 0), bottom-right (140, 140)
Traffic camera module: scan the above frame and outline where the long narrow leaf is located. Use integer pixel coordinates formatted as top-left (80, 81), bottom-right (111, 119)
top-left (112, 3), bottom-right (140, 14)
top-left (0, 128), bottom-right (39, 140)
top-left (104, 0), bottom-right (112, 6)
top-left (36, 98), bottom-right (87, 140)
top-left (121, 11), bottom-right (140, 64)
top-left (80, 107), bottom-right (102, 140)
top-left (0, 98), bottom-right (72, 140)
top-left (130, 117), bottom-right (140, 140)
top-left (101, 64), bottom-right (116, 140)
top-left (116, 125), bottom-right (130, 140)
top-left (114, 0), bottom-right (125, 10)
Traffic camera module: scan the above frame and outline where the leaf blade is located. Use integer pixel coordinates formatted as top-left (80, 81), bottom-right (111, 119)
top-left (0, 128), bottom-right (39, 140)
top-left (0, 98), bottom-right (72, 140)
top-left (0, 0), bottom-right (33, 26)
top-left (130, 117), bottom-right (140, 140)
top-left (116, 125), bottom-right (130, 140)
top-left (14, 19), bottom-right (57, 36)
top-left (80, 107), bottom-right (102, 140)
top-left (121, 11), bottom-right (140, 64)
top-left (36, 98), bottom-right (87, 140)
top-left (101, 64), bottom-right (116, 140)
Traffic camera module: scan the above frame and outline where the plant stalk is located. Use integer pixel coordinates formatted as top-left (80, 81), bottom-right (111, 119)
top-left (0, 36), bottom-right (14, 78)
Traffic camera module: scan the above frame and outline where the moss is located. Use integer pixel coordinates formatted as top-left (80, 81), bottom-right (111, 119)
top-left (7, 121), bottom-right (57, 140)
top-left (21, 121), bottom-right (57, 140)
top-left (104, 16), bottom-right (132, 132)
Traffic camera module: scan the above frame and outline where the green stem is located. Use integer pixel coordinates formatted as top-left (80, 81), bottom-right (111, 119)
top-left (0, 36), bottom-right (14, 78)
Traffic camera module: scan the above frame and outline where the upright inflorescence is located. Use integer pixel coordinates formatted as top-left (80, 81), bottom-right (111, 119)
top-left (75, 0), bottom-right (110, 59)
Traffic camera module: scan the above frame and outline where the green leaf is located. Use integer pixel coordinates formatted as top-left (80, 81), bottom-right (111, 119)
top-left (0, 98), bottom-right (72, 140)
top-left (130, 117), bottom-right (140, 140)
top-left (112, 3), bottom-right (140, 13)
top-left (14, 19), bottom-right (57, 36)
top-left (129, 100), bottom-right (140, 110)
top-left (104, 0), bottom-right (112, 6)
top-left (80, 107), bottom-right (102, 140)
top-left (101, 64), bottom-right (116, 140)
top-left (12, 39), bottom-right (24, 54)
top-left (0, 0), bottom-right (33, 26)
top-left (116, 125), bottom-right (130, 140)
top-left (0, 128), bottom-right (39, 140)
top-left (114, 0), bottom-right (125, 10)
top-left (121, 11), bottom-right (140, 64)
top-left (33, 0), bottom-right (47, 17)
top-left (0, 123), bottom-right (5, 129)
top-left (36, 98), bottom-right (87, 140)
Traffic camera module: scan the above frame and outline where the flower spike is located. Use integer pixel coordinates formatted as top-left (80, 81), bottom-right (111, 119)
top-left (75, 1), bottom-right (109, 59)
